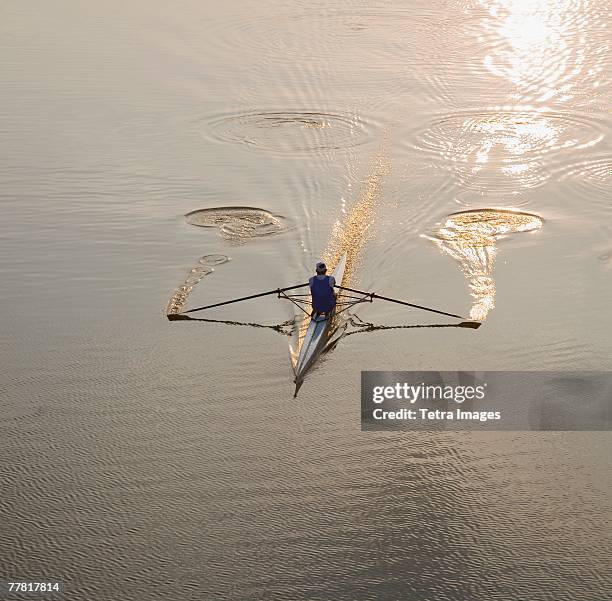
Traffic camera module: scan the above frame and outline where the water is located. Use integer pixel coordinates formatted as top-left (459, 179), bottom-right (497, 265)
top-left (1, 0), bottom-right (611, 599)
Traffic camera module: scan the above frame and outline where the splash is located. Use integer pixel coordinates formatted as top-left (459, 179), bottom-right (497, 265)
top-left (166, 254), bottom-right (229, 315)
top-left (323, 135), bottom-right (391, 284)
top-left (425, 209), bottom-right (543, 321)
top-left (185, 207), bottom-right (293, 243)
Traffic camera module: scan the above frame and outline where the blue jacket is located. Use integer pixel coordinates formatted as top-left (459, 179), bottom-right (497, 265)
top-left (309, 275), bottom-right (336, 313)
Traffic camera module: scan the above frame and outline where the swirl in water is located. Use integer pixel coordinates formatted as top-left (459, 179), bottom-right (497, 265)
top-left (185, 207), bottom-right (294, 243)
top-left (425, 209), bottom-right (544, 321)
top-left (166, 255), bottom-right (229, 315)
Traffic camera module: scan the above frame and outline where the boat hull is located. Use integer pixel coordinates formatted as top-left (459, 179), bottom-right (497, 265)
top-left (293, 254), bottom-right (347, 393)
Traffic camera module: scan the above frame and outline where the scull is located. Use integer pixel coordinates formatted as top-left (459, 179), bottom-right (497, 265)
top-left (292, 254), bottom-right (347, 395)
top-left (171, 255), bottom-right (479, 394)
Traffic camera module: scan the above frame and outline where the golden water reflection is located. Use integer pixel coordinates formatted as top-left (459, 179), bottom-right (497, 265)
top-left (426, 208), bottom-right (544, 321)
top-left (481, 0), bottom-right (604, 104)
top-left (323, 138), bottom-right (391, 282)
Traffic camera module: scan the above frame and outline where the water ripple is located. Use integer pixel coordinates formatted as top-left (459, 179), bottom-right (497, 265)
top-left (201, 110), bottom-right (379, 156)
top-left (454, 189), bottom-right (532, 208)
top-left (558, 155), bottom-right (612, 198)
top-left (405, 108), bottom-right (608, 192)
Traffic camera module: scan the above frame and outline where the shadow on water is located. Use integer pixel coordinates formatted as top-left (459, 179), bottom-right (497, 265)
top-left (167, 313), bottom-right (296, 335)
top-left (343, 315), bottom-right (481, 335)
top-left (168, 312), bottom-right (480, 337)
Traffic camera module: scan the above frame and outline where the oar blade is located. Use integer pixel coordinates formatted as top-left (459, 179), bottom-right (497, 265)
top-left (458, 320), bottom-right (482, 329)
top-left (167, 313), bottom-right (192, 321)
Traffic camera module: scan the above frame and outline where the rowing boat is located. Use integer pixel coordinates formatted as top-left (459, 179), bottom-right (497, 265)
top-left (293, 254), bottom-right (347, 395)
top-left (172, 255), bottom-right (476, 394)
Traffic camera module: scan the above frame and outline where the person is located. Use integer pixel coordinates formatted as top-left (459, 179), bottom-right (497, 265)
top-left (309, 261), bottom-right (336, 316)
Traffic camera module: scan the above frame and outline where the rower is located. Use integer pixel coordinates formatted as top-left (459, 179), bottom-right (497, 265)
top-left (309, 261), bottom-right (337, 317)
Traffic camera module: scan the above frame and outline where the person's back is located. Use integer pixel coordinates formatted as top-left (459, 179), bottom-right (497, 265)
top-left (309, 262), bottom-right (336, 315)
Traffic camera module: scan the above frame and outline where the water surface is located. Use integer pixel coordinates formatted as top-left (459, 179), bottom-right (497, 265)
top-left (1, 0), bottom-right (611, 599)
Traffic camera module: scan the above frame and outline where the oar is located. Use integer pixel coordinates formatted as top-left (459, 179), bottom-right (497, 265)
top-left (180, 283), bottom-right (309, 314)
top-left (335, 285), bottom-right (467, 320)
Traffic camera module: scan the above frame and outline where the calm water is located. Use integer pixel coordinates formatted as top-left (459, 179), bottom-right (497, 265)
top-left (1, 0), bottom-right (611, 599)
